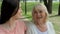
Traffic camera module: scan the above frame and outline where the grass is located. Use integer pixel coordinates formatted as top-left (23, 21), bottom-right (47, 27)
top-left (0, 2), bottom-right (60, 34)
top-left (49, 15), bottom-right (60, 34)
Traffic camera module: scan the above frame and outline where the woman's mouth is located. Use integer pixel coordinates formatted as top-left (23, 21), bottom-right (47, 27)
top-left (37, 16), bottom-right (43, 19)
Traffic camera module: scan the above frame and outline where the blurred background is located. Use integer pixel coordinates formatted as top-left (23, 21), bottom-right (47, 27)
top-left (0, 0), bottom-right (60, 34)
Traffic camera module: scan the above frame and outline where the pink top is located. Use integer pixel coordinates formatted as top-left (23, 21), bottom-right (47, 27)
top-left (0, 20), bottom-right (26, 34)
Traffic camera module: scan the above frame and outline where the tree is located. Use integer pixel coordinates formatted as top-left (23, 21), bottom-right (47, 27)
top-left (43, 0), bottom-right (52, 14)
top-left (58, 2), bottom-right (60, 15)
top-left (43, 0), bottom-right (48, 8)
top-left (23, 0), bottom-right (25, 2)
top-left (39, 0), bottom-right (42, 3)
top-left (25, 0), bottom-right (27, 15)
top-left (47, 0), bottom-right (52, 14)
top-left (35, 0), bottom-right (37, 1)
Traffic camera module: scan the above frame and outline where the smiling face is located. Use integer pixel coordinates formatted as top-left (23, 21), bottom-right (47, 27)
top-left (32, 4), bottom-right (48, 24)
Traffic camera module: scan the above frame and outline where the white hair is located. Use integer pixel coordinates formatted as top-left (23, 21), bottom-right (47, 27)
top-left (33, 4), bottom-right (49, 17)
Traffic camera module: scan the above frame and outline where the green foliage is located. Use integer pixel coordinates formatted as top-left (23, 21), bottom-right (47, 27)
top-left (21, 2), bottom-right (40, 12)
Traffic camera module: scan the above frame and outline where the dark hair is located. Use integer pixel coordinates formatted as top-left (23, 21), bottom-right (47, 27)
top-left (0, 0), bottom-right (20, 24)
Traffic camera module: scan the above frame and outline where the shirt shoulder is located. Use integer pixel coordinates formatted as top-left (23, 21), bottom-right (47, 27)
top-left (16, 20), bottom-right (26, 31)
top-left (46, 21), bottom-right (55, 34)
top-left (0, 28), bottom-right (6, 34)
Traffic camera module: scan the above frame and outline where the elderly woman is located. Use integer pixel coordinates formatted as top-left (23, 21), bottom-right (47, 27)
top-left (0, 0), bottom-right (26, 34)
top-left (26, 4), bottom-right (55, 34)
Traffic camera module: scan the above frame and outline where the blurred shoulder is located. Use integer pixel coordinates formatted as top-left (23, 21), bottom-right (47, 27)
top-left (0, 28), bottom-right (6, 34)
top-left (46, 21), bottom-right (55, 34)
top-left (25, 21), bottom-right (36, 30)
top-left (46, 21), bottom-right (53, 25)
top-left (16, 20), bottom-right (24, 23)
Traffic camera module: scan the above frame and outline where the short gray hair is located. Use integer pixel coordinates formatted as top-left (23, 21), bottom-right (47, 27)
top-left (32, 4), bottom-right (49, 17)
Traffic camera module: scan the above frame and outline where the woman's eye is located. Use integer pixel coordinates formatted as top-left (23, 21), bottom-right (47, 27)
top-left (34, 11), bottom-right (37, 14)
top-left (39, 11), bottom-right (42, 13)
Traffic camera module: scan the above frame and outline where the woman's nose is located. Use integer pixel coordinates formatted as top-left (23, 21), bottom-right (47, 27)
top-left (37, 13), bottom-right (40, 16)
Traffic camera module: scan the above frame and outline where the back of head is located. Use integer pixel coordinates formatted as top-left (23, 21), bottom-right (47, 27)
top-left (0, 0), bottom-right (20, 24)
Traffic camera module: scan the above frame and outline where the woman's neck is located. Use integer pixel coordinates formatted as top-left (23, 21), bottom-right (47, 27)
top-left (1, 17), bottom-right (16, 30)
top-left (34, 20), bottom-right (46, 25)
top-left (7, 18), bottom-right (16, 27)
top-left (35, 22), bottom-right (47, 32)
